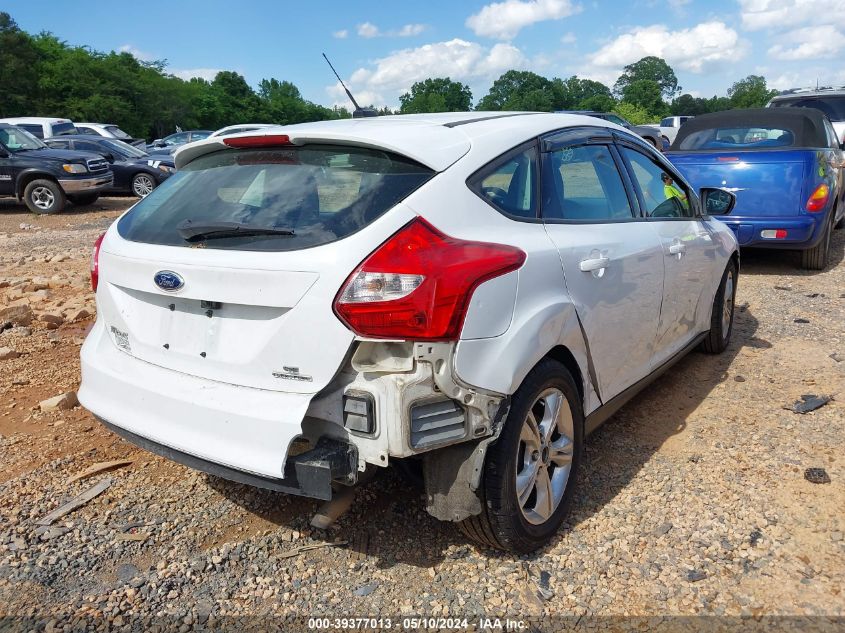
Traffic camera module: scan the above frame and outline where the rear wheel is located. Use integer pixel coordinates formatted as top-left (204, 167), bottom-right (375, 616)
top-left (801, 217), bottom-right (832, 270)
top-left (132, 173), bottom-right (156, 198)
top-left (459, 359), bottom-right (582, 553)
top-left (67, 193), bottom-right (99, 206)
top-left (700, 259), bottom-right (737, 354)
top-left (23, 179), bottom-right (65, 215)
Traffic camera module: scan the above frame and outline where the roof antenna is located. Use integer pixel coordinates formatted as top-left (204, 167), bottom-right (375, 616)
top-left (322, 53), bottom-right (378, 119)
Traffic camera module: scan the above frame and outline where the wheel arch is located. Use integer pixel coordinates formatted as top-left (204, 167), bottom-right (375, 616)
top-left (16, 170), bottom-right (59, 197)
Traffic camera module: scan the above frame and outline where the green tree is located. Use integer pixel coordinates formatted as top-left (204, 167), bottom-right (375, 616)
top-left (0, 13), bottom-right (40, 116)
top-left (614, 56), bottom-right (679, 99)
top-left (613, 102), bottom-right (652, 125)
top-left (549, 76), bottom-right (613, 110)
top-left (621, 79), bottom-right (666, 118)
top-left (477, 70), bottom-right (554, 111)
top-left (399, 78), bottom-right (472, 113)
top-left (727, 75), bottom-right (778, 109)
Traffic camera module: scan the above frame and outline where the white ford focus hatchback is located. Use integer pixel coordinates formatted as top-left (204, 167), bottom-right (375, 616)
top-left (80, 112), bottom-right (739, 553)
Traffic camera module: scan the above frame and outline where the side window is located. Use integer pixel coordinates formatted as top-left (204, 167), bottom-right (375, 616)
top-left (166, 133), bottom-right (188, 145)
top-left (472, 146), bottom-right (538, 219)
top-left (621, 147), bottom-right (693, 219)
top-left (191, 131), bottom-right (211, 141)
top-left (76, 126), bottom-right (95, 135)
top-left (541, 145), bottom-right (634, 221)
top-left (76, 141), bottom-right (104, 153)
top-left (19, 124), bottom-right (43, 138)
top-left (46, 140), bottom-right (69, 149)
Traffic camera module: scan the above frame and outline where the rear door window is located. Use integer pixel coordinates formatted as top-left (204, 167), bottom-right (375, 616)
top-left (117, 145), bottom-right (434, 251)
top-left (541, 145), bottom-right (634, 221)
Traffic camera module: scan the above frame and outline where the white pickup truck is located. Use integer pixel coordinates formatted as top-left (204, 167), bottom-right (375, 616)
top-left (650, 115), bottom-right (694, 145)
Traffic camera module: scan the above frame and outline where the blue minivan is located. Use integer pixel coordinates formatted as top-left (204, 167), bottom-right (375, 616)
top-left (666, 108), bottom-right (844, 270)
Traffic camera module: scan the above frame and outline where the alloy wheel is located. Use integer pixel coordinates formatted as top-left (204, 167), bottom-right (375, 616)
top-left (31, 186), bottom-right (55, 211)
top-left (133, 175), bottom-right (154, 197)
top-left (516, 388), bottom-right (575, 525)
top-left (721, 270), bottom-right (734, 338)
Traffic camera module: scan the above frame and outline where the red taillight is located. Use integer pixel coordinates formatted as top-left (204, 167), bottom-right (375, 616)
top-left (334, 218), bottom-right (526, 341)
top-left (91, 232), bottom-right (105, 292)
top-left (806, 183), bottom-right (830, 212)
top-left (223, 134), bottom-right (291, 148)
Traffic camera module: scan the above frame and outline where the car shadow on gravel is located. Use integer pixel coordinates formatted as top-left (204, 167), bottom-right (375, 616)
top-left (206, 308), bottom-right (762, 566)
top-left (737, 228), bottom-right (844, 275)
top-left (532, 304), bottom-right (764, 558)
top-left (206, 466), bottom-right (461, 568)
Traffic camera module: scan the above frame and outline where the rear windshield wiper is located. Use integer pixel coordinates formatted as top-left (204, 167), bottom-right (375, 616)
top-left (176, 220), bottom-right (295, 242)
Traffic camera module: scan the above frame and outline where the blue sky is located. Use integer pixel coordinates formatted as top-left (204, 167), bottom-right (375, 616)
top-left (7, 0), bottom-right (845, 108)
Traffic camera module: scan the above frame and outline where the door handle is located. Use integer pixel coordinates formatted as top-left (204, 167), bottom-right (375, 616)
top-left (668, 242), bottom-right (686, 256)
top-left (579, 256), bottom-right (610, 272)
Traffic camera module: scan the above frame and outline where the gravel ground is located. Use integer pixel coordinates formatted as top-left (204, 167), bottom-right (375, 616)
top-left (0, 198), bottom-right (843, 631)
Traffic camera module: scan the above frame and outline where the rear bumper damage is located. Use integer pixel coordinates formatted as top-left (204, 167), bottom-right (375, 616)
top-left (80, 319), bottom-right (506, 514)
top-left (98, 419), bottom-right (356, 501)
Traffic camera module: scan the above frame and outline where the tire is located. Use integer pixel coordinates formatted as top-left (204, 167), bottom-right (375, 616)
top-left (645, 137), bottom-right (657, 148)
top-left (800, 216), bottom-right (832, 271)
top-left (459, 359), bottom-right (583, 554)
top-left (131, 172), bottom-right (156, 198)
top-left (23, 179), bottom-right (66, 215)
top-left (67, 193), bottom-right (99, 206)
top-left (700, 259), bottom-right (737, 354)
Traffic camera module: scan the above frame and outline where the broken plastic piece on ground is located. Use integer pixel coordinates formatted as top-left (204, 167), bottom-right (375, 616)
top-left (36, 478), bottom-right (112, 526)
top-left (310, 486), bottom-right (356, 530)
top-left (791, 394), bottom-right (832, 414)
top-left (793, 318), bottom-right (810, 324)
top-left (804, 468), bottom-right (831, 484)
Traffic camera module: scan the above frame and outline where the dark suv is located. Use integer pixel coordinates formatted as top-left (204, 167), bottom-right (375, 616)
top-left (0, 123), bottom-right (113, 214)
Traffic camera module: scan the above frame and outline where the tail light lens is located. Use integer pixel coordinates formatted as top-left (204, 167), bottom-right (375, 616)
top-left (334, 218), bottom-right (526, 341)
top-left (91, 232), bottom-right (106, 292)
top-left (806, 184), bottom-right (830, 212)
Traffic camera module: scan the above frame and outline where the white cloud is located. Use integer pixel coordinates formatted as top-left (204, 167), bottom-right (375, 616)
top-left (396, 24), bottom-right (427, 37)
top-left (356, 22), bottom-right (427, 38)
top-left (667, 0), bottom-right (690, 7)
top-left (118, 44), bottom-right (155, 62)
top-left (738, 0), bottom-right (845, 31)
top-left (325, 38), bottom-right (528, 108)
top-left (560, 32), bottom-right (576, 44)
top-left (358, 22), bottom-right (380, 38)
top-left (767, 25), bottom-right (845, 60)
top-left (333, 29), bottom-right (348, 39)
top-left (466, 0), bottom-right (581, 40)
top-left (171, 68), bottom-right (223, 82)
top-left (588, 21), bottom-right (748, 75)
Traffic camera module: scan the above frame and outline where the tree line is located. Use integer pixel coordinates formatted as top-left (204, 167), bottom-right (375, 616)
top-left (1, 11), bottom-right (780, 140)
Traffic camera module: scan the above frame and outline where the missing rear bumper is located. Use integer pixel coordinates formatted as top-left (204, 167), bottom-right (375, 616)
top-left (98, 418), bottom-right (357, 501)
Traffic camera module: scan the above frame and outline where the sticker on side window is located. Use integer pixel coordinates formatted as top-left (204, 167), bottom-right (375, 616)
top-left (109, 325), bottom-right (131, 353)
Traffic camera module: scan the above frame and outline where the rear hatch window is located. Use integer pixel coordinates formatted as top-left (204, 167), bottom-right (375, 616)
top-left (677, 126), bottom-right (798, 150)
top-left (117, 145), bottom-right (434, 251)
top-left (770, 96), bottom-right (845, 121)
top-left (51, 122), bottom-right (78, 136)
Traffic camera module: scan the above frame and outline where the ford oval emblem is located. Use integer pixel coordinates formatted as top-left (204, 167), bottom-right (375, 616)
top-left (154, 270), bottom-right (184, 292)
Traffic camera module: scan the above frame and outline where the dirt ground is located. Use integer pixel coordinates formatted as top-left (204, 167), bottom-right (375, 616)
top-left (0, 197), bottom-right (843, 629)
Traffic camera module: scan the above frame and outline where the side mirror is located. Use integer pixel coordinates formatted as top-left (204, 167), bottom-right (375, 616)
top-left (103, 152), bottom-right (115, 163)
top-left (700, 187), bottom-right (736, 216)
